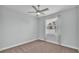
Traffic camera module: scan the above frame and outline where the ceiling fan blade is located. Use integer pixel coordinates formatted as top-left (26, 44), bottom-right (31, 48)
top-left (27, 11), bottom-right (35, 13)
top-left (32, 6), bottom-right (38, 11)
top-left (40, 8), bottom-right (49, 12)
top-left (40, 12), bottom-right (46, 15)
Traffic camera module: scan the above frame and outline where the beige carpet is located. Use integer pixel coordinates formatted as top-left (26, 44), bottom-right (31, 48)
top-left (1, 40), bottom-right (78, 53)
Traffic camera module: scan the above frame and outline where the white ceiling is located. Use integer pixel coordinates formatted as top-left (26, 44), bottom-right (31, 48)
top-left (4, 5), bottom-right (76, 16)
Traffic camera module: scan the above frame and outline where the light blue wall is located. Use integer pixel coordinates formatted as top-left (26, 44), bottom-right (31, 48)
top-left (0, 6), bottom-right (38, 49)
top-left (76, 6), bottom-right (79, 48)
top-left (60, 7), bottom-right (77, 48)
top-left (39, 7), bottom-right (78, 49)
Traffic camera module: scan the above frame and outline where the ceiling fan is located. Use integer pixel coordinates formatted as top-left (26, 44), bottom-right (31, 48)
top-left (27, 5), bottom-right (49, 16)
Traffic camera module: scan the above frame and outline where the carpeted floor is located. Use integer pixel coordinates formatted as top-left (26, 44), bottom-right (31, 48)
top-left (0, 40), bottom-right (78, 53)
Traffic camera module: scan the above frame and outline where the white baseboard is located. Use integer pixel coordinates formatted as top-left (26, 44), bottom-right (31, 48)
top-left (61, 43), bottom-right (78, 50)
top-left (42, 39), bottom-right (78, 50)
top-left (0, 39), bottom-right (78, 52)
top-left (0, 39), bottom-right (37, 51)
top-left (77, 49), bottom-right (79, 52)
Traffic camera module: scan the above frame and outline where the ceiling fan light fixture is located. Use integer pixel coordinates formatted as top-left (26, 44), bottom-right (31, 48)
top-left (37, 12), bottom-right (41, 15)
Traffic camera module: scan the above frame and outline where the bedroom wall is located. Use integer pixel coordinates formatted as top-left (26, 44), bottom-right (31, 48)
top-left (0, 6), bottom-right (38, 50)
top-left (39, 7), bottom-right (78, 49)
top-left (76, 6), bottom-right (79, 49)
top-left (59, 7), bottom-right (77, 49)
top-left (0, 6), bottom-right (3, 48)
